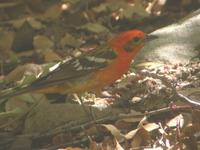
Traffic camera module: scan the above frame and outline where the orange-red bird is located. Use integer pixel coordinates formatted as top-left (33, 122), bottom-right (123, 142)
top-left (0, 30), bottom-right (156, 102)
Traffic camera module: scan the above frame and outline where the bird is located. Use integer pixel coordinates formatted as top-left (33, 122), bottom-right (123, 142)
top-left (0, 29), bottom-right (156, 104)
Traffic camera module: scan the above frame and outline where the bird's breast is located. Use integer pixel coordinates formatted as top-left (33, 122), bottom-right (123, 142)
top-left (94, 57), bottom-right (132, 86)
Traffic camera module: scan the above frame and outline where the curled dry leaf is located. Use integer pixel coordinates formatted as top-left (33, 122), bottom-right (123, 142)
top-left (125, 127), bottom-right (149, 148)
top-left (125, 123), bottom-right (159, 140)
top-left (167, 114), bottom-right (184, 128)
top-left (100, 124), bottom-right (125, 142)
top-left (4, 63), bottom-right (43, 85)
top-left (114, 138), bottom-right (124, 150)
top-left (125, 118), bottom-right (159, 149)
top-left (142, 123), bottom-right (160, 132)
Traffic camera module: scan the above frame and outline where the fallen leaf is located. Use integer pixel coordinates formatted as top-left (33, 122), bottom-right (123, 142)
top-left (143, 123), bottom-right (159, 132)
top-left (167, 114), bottom-right (184, 128)
top-left (33, 35), bottom-right (54, 49)
top-left (100, 124), bottom-right (124, 142)
top-left (125, 128), bottom-right (139, 140)
top-left (43, 49), bottom-right (62, 62)
top-left (4, 63), bottom-right (43, 85)
top-left (60, 33), bottom-right (82, 48)
top-left (27, 17), bottom-right (45, 30)
top-left (0, 30), bottom-right (14, 50)
top-left (114, 138), bottom-right (124, 150)
top-left (12, 17), bottom-right (44, 30)
top-left (80, 23), bottom-right (109, 33)
top-left (126, 127), bottom-right (149, 148)
top-left (42, 3), bottom-right (63, 20)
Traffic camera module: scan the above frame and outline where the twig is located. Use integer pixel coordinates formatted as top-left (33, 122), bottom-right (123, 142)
top-left (177, 93), bottom-right (200, 107)
top-left (145, 105), bottom-right (193, 117)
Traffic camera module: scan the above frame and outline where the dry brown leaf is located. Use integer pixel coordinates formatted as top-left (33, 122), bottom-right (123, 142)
top-left (33, 35), bottom-right (54, 49)
top-left (60, 33), bottom-right (82, 48)
top-left (27, 17), bottom-right (45, 30)
top-left (33, 35), bottom-right (62, 62)
top-left (130, 127), bottom-right (149, 148)
top-left (115, 113), bottom-right (143, 130)
top-left (115, 119), bottom-right (137, 131)
top-left (143, 123), bottom-right (159, 132)
top-left (43, 49), bottom-right (62, 62)
top-left (0, 30), bottom-right (14, 50)
top-left (167, 114), bottom-right (184, 128)
top-left (125, 128), bottom-right (139, 140)
top-left (89, 140), bottom-right (103, 150)
top-left (12, 17), bottom-right (44, 30)
top-left (100, 124), bottom-right (124, 142)
top-left (102, 137), bottom-right (118, 150)
top-left (12, 18), bottom-right (27, 29)
top-left (138, 116), bottom-right (148, 128)
top-left (125, 123), bottom-right (159, 140)
top-left (4, 63), bottom-right (43, 84)
top-left (42, 3), bottom-right (63, 20)
top-left (114, 138), bottom-right (124, 150)
top-left (0, 30), bottom-right (15, 60)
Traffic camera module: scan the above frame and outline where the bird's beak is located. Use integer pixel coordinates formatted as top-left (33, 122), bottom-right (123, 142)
top-left (145, 34), bottom-right (158, 42)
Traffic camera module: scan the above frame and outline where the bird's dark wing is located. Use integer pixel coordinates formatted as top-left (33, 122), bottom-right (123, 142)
top-left (30, 45), bottom-right (117, 88)
top-left (0, 45), bottom-right (117, 101)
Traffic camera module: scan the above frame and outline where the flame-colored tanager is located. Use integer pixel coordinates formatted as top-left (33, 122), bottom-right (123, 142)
top-left (0, 29), bottom-right (156, 101)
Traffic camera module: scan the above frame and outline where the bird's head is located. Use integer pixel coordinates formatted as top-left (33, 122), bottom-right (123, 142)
top-left (110, 29), bottom-right (156, 58)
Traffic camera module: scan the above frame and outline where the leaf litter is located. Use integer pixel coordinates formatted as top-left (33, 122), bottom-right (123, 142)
top-left (0, 0), bottom-right (199, 149)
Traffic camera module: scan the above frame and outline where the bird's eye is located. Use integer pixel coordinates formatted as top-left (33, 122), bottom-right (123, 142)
top-left (133, 37), bottom-right (141, 43)
top-left (124, 37), bottom-right (142, 52)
